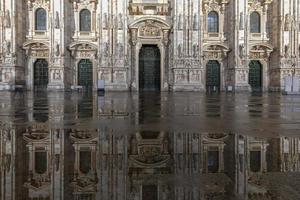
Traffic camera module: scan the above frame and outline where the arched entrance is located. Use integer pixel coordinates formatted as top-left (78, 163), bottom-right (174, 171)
top-left (139, 45), bottom-right (161, 91)
top-left (248, 60), bottom-right (262, 91)
top-left (206, 60), bottom-right (220, 92)
top-left (34, 59), bottom-right (49, 88)
top-left (78, 59), bottom-right (93, 88)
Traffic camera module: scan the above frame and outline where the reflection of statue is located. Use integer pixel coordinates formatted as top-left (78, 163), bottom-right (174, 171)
top-left (55, 11), bottom-right (60, 29)
top-left (4, 10), bottom-right (11, 28)
top-left (131, 137), bottom-right (138, 154)
top-left (55, 154), bottom-right (60, 171)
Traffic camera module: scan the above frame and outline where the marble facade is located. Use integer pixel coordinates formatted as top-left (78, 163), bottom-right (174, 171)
top-left (0, 0), bottom-right (300, 92)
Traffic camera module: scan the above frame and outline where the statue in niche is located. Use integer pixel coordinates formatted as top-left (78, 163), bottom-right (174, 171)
top-left (239, 44), bottom-right (245, 58)
top-left (55, 154), bottom-right (60, 171)
top-left (103, 13), bottom-right (108, 29)
top-left (118, 13), bottom-right (123, 29)
top-left (178, 44), bottom-right (183, 57)
top-left (130, 137), bottom-right (138, 155)
top-left (55, 43), bottom-right (60, 57)
top-left (284, 14), bottom-right (292, 31)
top-left (285, 45), bottom-right (290, 58)
top-left (239, 12), bottom-right (244, 30)
top-left (178, 14), bottom-right (183, 30)
top-left (55, 11), bottom-right (60, 29)
top-left (103, 42), bottom-right (109, 57)
top-left (4, 10), bottom-right (11, 28)
top-left (193, 14), bottom-right (198, 30)
top-left (3, 40), bottom-right (11, 56)
top-left (193, 44), bottom-right (199, 58)
top-left (118, 43), bottom-right (124, 57)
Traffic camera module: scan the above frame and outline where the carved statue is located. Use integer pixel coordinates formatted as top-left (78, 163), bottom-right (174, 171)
top-left (178, 14), bottom-right (183, 30)
top-left (103, 13), bottom-right (108, 29)
top-left (4, 10), bottom-right (11, 28)
top-left (239, 12), bottom-right (244, 30)
top-left (118, 43), bottom-right (124, 57)
top-left (193, 44), bottom-right (199, 58)
top-left (55, 154), bottom-right (60, 171)
top-left (55, 43), bottom-right (60, 57)
top-left (284, 14), bottom-right (292, 31)
top-left (103, 42), bottom-right (109, 57)
top-left (193, 14), bottom-right (198, 30)
top-left (178, 44), bottom-right (183, 57)
top-left (55, 11), bottom-right (60, 29)
top-left (118, 13), bottom-right (123, 29)
top-left (3, 40), bottom-right (11, 55)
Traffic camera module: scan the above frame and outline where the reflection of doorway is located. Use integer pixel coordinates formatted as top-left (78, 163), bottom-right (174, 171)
top-left (249, 60), bottom-right (262, 91)
top-left (78, 59), bottom-right (93, 88)
top-left (142, 185), bottom-right (158, 200)
top-left (139, 45), bottom-right (161, 91)
top-left (34, 59), bottom-right (49, 88)
top-left (206, 60), bottom-right (220, 92)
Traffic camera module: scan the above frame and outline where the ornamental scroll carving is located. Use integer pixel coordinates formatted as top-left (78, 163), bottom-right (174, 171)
top-left (249, 44), bottom-right (273, 61)
top-left (139, 23), bottom-right (161, 37)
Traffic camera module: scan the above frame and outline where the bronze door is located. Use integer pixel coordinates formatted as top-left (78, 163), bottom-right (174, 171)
top-left (139, 45), bottom-right (161, 91)
top-left (34, 59), bottom-right (49, 88)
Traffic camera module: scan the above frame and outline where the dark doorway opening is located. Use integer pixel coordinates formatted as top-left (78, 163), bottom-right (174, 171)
top-left (142, 185), bottom-right (158, 200)
top-left (206, 60), bottom-right (221, 92)
top-left (139, 45), bottom-right (161, 91)
top-left (78, 59), bottom-right (93, 89)
top-left (34, 59), bottom-right (49, 89)
top-left (249, 60), bottom-right (262, 92)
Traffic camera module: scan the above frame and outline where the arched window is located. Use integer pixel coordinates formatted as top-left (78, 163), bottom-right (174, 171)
top-left (35, 8), bottom-right (47, 31)
top-left (80, 9), bottom-right (91, 32)
top-left (207, 11), bottom-right (219, 33)
top-left (250, 12), bottom-right (261, 33)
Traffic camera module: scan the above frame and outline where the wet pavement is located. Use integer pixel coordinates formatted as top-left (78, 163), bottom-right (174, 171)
top-left (0, 91), bottom-right (300, 199)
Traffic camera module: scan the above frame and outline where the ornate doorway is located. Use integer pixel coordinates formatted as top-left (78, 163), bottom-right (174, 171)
top-left (78, 59), bottom-right (93, 88)
top-left (248, 60), bottom-right (262, 91)
top-left (206, 60), bottom-right (220, 92)
top-left (139, 45), bottom-right (161, 91)
top-left (34, 59), bottom-right (49, 88)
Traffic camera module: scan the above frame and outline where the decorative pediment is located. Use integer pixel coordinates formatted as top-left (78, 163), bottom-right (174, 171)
top-left (23, 41), bottom-right (49, 57)
top-left (69, 0), bottom-right (98, 9)
top-left (203, 44), bottom-right (230, 60)
top-left (27, 0), bottom-right (50, 10)
top-left (70, 129), bottom-right (98, 142)
top-left (23, 125), bottom-right (49, 142)
top-left (68, 42), bottom-right (98, 59)
top-left (249, 43), bottom-right (273, 60)
top-left (248, 0), bottom-right (273, 12)
top-left (203, 0), bottom-right (229, 13)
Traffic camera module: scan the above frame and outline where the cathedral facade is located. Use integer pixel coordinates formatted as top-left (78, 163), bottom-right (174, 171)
top-left (0, 0), bottom-right (299, 92)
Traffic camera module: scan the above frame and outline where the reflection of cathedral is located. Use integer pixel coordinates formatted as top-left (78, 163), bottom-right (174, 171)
top-left (1, 92), bottom-right (300, 199)
top-left (0, 0), bottom-right (300, 91)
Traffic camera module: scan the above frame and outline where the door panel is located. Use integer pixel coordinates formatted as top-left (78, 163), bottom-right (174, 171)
top-left (139, 45), bottom-right (161, 91)
top-left (34, 59), bottom-right (49, 88)
top-left (78, 59), bottom-right (93, 87)
top-left (206, 60), bottom-right (220, 91)
top-left (249, 60), bottom-right (262, 90)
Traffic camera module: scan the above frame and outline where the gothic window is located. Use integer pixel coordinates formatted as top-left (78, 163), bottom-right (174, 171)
top-left (250, 12), bottom-right (261, 33)
top-left (207, 11), bottom-right (219, 33)
top-left (208, 150), bottom-right (219, 173)
top-left (80, 9), bottom-right (91, 32)
top-left (35, 8), bottom-right (47, 31)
